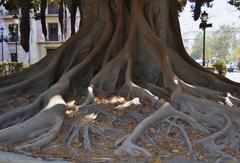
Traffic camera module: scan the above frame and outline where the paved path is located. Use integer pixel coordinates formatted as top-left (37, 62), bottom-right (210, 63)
top-left (226, 72), bottom-right (240, 83)
top-left (0, 151), bottom-right (71, 163)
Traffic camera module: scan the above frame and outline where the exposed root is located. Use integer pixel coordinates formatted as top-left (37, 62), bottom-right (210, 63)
top-left (215, 155), bottom-right (238, 163)
top-left (115, 97), bottom-right (141, 110)
top-left (121, 82), bottom-right (159, 107)
top-left (89, 126), bottom-right (104, 138)
top-left (195, 112), bottom-right (232, 154)
top-left (66, 121), bottom-right (81, 151)
top-left (179, 81), bottom-right (240, 108)
top-left (172, 108), bottom-right (209, 133)
top-left (76, 86), bottom-right (95, 112)
top-left (120, 54), bottom-right (159, 107)
top-left (0, 95), bottom-right (43, 130)
top-left (165, 120), bottom-right (193, 155)
top-left (115, 101), bottom-right (175, 157)
top-left (0, 0), bottom-right (240, 162)
top-left (0, 95), bottom-right (66, 146)
top-left (225, 93), bottom-right (240, 107)
top-left (115, 134), bottom-right (129, 147)
top-left (115, 138), bottom-right (152, 157)
top-left (127, 109), bottom-right (145, 123)
top-left (171, 86), bottom-right (240, 117)
top-left (15, 120), bottom-right (63, 150)
top-left (66, 111), bottom-right (107, 152)
top-left (143, 83), bottom-right (171, 100)
top-left (83, 123), bottom-right (93, 151)
top-left (116, 98), bottom-right (213, 158)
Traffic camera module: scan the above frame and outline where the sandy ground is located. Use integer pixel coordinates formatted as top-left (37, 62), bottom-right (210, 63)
top-left (0, 91), bottom-right (239, 163)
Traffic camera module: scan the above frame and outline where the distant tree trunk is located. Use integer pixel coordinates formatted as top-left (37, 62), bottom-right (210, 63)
top-left (0, 0), bottom-right (240, 159)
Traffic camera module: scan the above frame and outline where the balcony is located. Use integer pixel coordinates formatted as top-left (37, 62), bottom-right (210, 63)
top-left (48, 34), bottom-right (59, 41)
top-left (48, 5), bottom-right (58, 15)
top-left (0, 10), bottom-right (19, 17)
top-left (9, 35), bottom-right (19, 42)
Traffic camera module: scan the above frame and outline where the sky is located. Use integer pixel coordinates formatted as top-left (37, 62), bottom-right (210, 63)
top-left (179, 0), bottom-right (240, 33)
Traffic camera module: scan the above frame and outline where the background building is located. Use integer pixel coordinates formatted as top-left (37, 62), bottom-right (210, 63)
top-left (181, 30), bottom-right (198, 53)
top-left (0, 4), bottom-right (80, 64)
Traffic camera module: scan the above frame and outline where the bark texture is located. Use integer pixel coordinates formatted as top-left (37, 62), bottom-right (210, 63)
top-left (0, 0), bottom-right (240, 161)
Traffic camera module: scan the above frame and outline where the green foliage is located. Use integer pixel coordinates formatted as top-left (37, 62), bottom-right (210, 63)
top-left (4, 0), bottom-right (20, 10)
top-left (212, 60), bottom-right (227, 75)
top-left (190, 25), bottom-right (240, 62)
top-left (190, 32), bottom-right (212, 60)
top-left (228, 0), bottom-right (240, 10)
top-left (190, 32), bottom-right (203, 59)
top-left (233, 45), bottom-right (240, 61)
top-left (31, 0), bottom-right (41, 14)
top-left (206, 67), bottom-right (216, 72)
top-left (211, 25), bottom-right (238, 60)
top-left (177, 0), bottom-right (187, 12)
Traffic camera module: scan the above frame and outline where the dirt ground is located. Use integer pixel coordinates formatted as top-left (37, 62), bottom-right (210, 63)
top-left (0, 90), bottom-right (239, 163)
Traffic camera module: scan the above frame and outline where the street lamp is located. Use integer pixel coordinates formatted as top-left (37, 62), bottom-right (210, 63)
top-left (199, 11), bottom-right (212, 67)
top-left (0, 27), bottom-right (4, 62)
top-left (12, 14), bottom-right (19, 62)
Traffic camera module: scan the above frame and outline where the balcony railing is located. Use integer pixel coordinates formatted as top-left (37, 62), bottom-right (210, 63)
top-left (48, 34), bottom-right (59, 41)
top-left (48, 5), bottom-right (58, 15)
top-left (0, 10), bottom-right (19, 16)
top-left (9, 36), bottom-right (19, 42)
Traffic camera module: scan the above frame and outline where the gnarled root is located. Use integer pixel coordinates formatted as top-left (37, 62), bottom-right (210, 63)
top-left (115, 101), bottom-right (204, 157)
top-left (66, 112), bottom-right (106, 153)
top-left (164, 119), bottom-right (194, 156)
top-left (0, 95), bottom-right (66, 148)
top-left (15, 120), bottom-right (63, 150)
top-left (115, 138), bottom-right (152, 157)
top-left (0, 95), bottom-right (43, 130)
top-left (195, 112), bottom-right (232, 154)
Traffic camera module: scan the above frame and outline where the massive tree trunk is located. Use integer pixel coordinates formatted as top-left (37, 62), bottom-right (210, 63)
top-left (0, 0), bottom-right (240, 161)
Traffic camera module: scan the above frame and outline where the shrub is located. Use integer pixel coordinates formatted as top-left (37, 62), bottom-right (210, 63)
top-left (0, 62), bottom-right (23, 77)
top-left (206, 67), bottom-right (216, 72)
top-left (212, 60), bottom-right (227, 76)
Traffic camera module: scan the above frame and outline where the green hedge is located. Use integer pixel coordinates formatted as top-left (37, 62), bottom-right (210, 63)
top-left (212, 60), bottom-right (227, 76)
top-left (206, 67), bottom-right (216, 72)
top-left (0, 62), bottom-right (23, 77)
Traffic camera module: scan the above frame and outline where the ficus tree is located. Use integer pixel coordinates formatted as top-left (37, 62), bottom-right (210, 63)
top-left (0, 0), bottom-right (240, 161)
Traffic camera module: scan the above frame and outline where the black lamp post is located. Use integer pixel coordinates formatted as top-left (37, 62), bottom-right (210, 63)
top-left (12, 14), bottom-right (19, 62)
top-left (199, 11), bottom-right (212, 67)
top-left (0, 27), bottom-right (4, 62)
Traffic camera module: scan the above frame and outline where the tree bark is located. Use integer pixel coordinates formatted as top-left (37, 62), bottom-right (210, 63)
top-left (0, 0), bottom-right (240, 160)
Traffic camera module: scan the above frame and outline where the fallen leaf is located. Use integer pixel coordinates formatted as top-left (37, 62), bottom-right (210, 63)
top-left (152, 156), bottom-right (161, 163)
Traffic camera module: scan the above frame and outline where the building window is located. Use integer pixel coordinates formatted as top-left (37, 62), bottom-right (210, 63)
top-left (10, 53), bottom-right (17, 62)
top-left (48, 4), bottom-right (58, 14)
top-left (8, 24), bottom-right (19, 42)
top-left (48, 23), bottom-right (58, 41)
top-left (8, 10), bottom-right (19, 16)
top-left (46, 48), bottom-right (56, 55)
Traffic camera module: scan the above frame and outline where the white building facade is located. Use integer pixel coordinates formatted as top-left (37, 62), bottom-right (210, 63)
top-left (0, 4), bottom-right (80, 64)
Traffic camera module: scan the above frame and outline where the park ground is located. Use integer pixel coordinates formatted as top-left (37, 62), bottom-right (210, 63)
top-left (226, 71), bottom-right (240, 83)
top-left (0, 82), bottom-right (239, 163)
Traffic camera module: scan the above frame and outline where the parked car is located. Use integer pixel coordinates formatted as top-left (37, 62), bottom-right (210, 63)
top-left (228, 65), bottom-right (234, 72)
